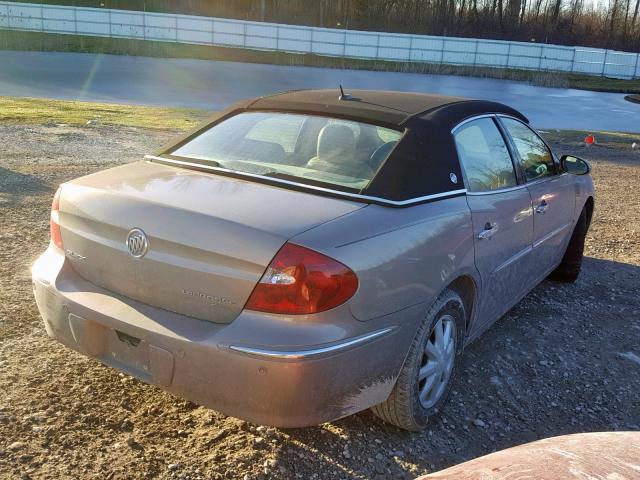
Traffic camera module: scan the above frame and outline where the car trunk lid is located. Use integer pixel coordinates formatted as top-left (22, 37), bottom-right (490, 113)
top-left (57, 160), bottom-right (363, 324)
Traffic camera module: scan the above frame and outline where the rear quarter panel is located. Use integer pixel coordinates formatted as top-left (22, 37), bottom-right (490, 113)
top-left (291, 196), bottom-right (477, 322)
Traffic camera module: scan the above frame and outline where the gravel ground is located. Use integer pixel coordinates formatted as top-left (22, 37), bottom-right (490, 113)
top-left (0, 123), bottom-right (639, 480)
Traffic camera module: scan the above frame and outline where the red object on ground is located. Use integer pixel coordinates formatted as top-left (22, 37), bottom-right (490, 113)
top-left (585, 134), bottom-right (596, 145)
top-left (417, 432), bottom-right (640, 480)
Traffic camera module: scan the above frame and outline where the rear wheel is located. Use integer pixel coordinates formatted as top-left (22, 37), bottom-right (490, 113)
top-left (550, 207), bottom-right (588, 283)
top-left (371, 289), bottom-right (465, 431)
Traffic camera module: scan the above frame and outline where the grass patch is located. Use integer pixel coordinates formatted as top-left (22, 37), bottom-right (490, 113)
top-left (541, 129), bottom-right (640, 149)
top-left (562, 77), bottom-right (640, 94)
top-left (3, 96), bottom-right (637, 151)
top-left (2, 29), bottom-right (640, 94)
top-left (0, 96), bottom-right (210, 130)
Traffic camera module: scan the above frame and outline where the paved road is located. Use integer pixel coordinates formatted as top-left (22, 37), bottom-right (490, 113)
top-left (1, 50), bottom-right (638, 132)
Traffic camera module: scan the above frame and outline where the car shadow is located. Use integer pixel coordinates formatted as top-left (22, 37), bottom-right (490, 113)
top-left (274, 256), bottom-right (640, 479)
top-left (0, 165), bottom-right (51, 203)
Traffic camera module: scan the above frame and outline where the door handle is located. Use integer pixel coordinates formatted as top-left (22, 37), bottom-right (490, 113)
top-left (535, 199), bottom-right (548, 214)
top-left (478, 222), bottom-right (498, 240)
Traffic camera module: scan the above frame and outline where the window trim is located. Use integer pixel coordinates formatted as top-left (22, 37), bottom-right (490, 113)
top-left (494, 115), bottom-right (527, 185)
top-left (496, 114), bottom-right (559, 181)
top-left (166, 109), bottom-right (407, 195)
top-left (145, 154), bottom-right (467, 208)
top-left (452, 113), bottom-right (566, 196)
top-left (451, 114), bottom-right (521, 194)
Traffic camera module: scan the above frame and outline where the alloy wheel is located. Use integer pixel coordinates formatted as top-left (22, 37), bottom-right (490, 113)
top-left (418, 315), bottom-right (456, 409)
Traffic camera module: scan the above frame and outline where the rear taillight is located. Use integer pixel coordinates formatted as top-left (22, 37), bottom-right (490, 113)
top-left (245, 243), bottom-right (358, 315)
top-left (50, 187), bottom-right (63, 250)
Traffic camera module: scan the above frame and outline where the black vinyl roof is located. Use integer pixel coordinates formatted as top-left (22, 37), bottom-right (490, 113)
top-left (155, 89), bottom-right (530, 206)
top-left (244, 89), bottom-right (528, 127)
top-left (246, 89), bottom-right (465, 126)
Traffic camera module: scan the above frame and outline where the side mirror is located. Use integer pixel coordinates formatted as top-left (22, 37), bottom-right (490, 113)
top-left (561, 155), bottom-right (591, 175)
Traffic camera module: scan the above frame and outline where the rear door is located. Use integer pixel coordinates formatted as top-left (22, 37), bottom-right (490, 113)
top-left (499, 117), bottom-right (575, 276)
top-left (453, 117), bottom-right (534, 334)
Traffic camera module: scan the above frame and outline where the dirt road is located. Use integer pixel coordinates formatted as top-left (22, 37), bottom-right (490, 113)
top-left (1, 123), bottom-right (638, 480)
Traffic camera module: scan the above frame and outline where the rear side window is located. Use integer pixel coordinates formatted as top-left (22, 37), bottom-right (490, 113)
top-left (170, 112), bottom-right (403, 192)
top-left (501, 118), bottom-right (555, 182)
top-left (454, 118), bottom-right (517, 192)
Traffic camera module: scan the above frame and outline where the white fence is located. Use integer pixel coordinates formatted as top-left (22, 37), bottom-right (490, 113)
top-left (1, 1), bottom-right (639, 79)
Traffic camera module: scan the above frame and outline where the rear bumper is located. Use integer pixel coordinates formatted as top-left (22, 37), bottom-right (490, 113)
top-left (32, 246), bottom-right (419, 427)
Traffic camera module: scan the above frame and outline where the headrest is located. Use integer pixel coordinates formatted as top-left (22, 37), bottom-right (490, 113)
top-left (370, 141), bottom-right (398, 170)
top-left (317, 124), bottom-right (356, 160)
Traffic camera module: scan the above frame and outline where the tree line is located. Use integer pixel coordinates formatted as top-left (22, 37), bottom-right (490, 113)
top-left (15, 0), bottom-right (640, 51)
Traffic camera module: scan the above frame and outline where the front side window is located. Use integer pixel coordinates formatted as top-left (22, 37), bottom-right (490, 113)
top-left (501, 118), bottom-right (555, 182)
top-left (454, 118), bottom-right (517, 192)
top-left (170, 112), bottom-right (403, 191)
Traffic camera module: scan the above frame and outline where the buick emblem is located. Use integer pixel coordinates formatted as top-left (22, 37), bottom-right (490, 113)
top-left (126, 228), bottom-right (149, 258)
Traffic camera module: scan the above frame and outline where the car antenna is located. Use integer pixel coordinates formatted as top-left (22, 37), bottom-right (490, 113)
top-left (339, 84), bottom-right (354, 101)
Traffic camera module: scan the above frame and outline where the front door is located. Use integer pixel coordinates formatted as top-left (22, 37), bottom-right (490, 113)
top-left (499, 117), bottom-right (576, 276)
top-left (454, 117), bottom-right (534, 335)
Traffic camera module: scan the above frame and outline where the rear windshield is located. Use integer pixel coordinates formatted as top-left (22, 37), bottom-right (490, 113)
top-left (170, 112), bottom-right (403, 191)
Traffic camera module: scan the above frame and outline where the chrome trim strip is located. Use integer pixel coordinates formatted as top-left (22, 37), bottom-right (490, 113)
top-left (494, 113), bottom-right (528, 124)
top-left (465, 172), bottom-right (570, 196)
top-left (524, 172), bottom-right (569, 188)
top-left (226, 327), bottom-right (396, 360)
top-left (533, 222), bottom-right (570, 248)
top-left (451, 113), bottom-right (497, 134)
top-left (495, 245), bottom-right (533, 273)
top-left (466, 184), bottom-right (527, 195)
top-left (144, 155), bottom-right (466, 206)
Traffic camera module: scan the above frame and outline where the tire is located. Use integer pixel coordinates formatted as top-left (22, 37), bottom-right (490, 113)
top-left (371, 289), bottom-right (465, 431)
top-left (550, 207), bottom-right (588, 283)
